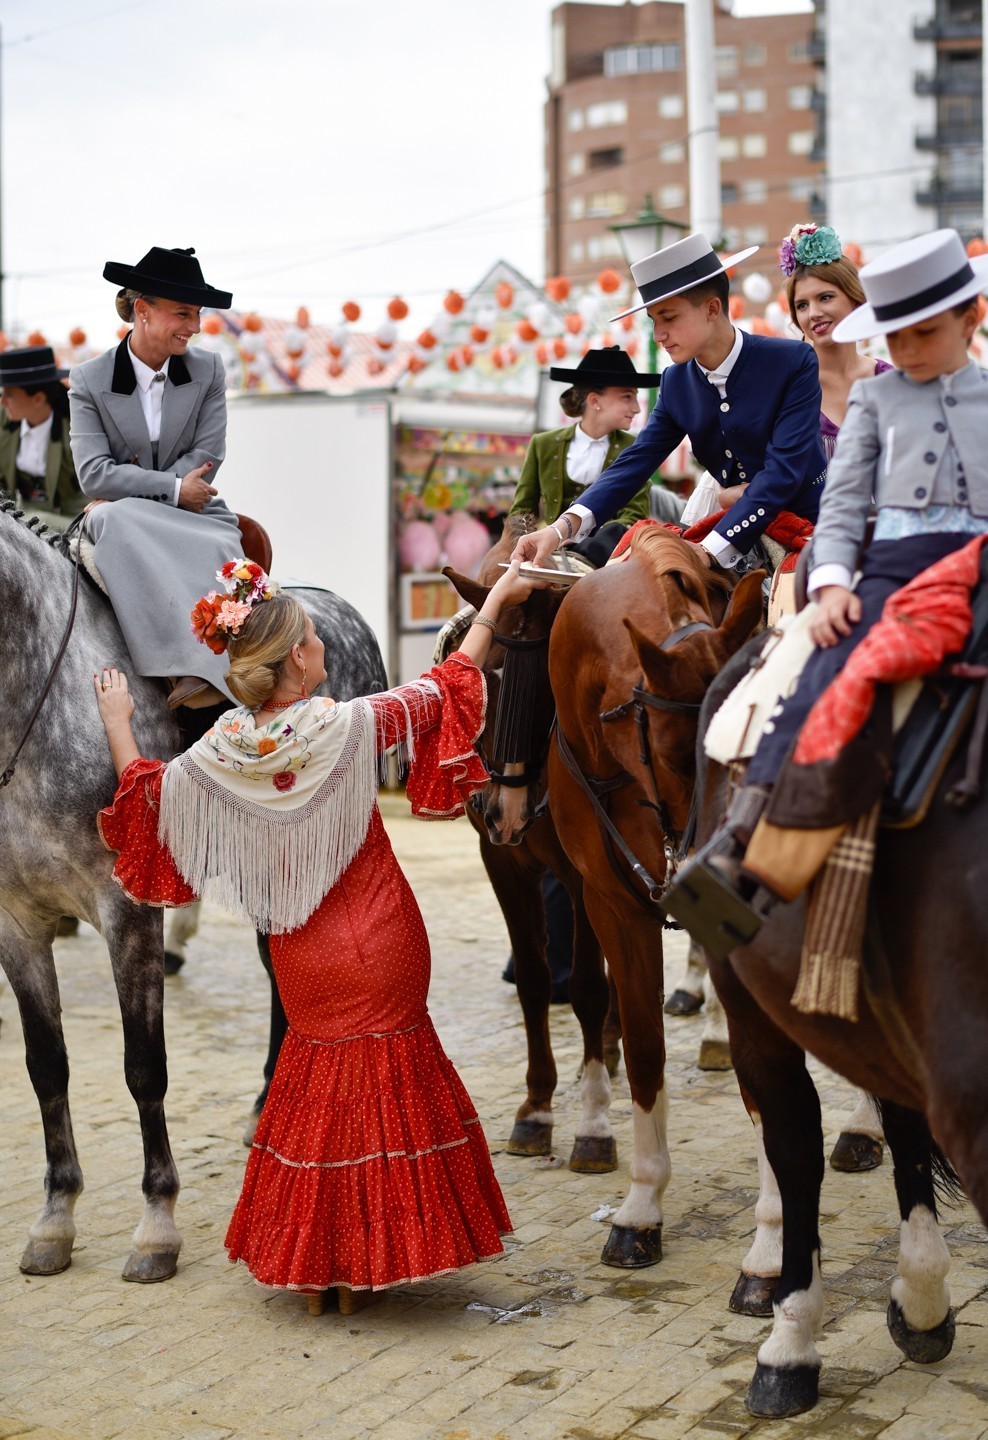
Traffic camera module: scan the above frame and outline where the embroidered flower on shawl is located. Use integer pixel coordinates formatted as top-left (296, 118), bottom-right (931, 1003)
top-left (779, 223), bottom-right (844, 276)
top-left (256, 737), bottom-right (277, 756)
top-left (272, 770), bottom-right (297, 792)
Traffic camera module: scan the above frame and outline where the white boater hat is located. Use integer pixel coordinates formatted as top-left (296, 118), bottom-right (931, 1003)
top-left (611, 232), bottom-right (759, 321)
top-left (833, 228), bottom-right (988, 344)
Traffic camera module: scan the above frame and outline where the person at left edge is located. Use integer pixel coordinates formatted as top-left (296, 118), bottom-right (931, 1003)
top-left (69, 245), bottom-right (241, 711)
top-left (511, 233), bottom-right (827, 574)
top-left (0, 346), bottom-right (85, 524)
top-left (510, 345), bottom-right (660, 567)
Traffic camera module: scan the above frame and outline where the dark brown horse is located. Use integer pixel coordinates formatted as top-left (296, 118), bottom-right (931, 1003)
top-left (446, 518), bottom-right (622, 1173)
top-left (693, 637), bottom-right (987, 1416)
top-left (547, 527), bottom-right (764, 1265)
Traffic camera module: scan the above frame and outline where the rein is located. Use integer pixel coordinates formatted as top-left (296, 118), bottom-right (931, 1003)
top-left (0, 507), bottom-right (87, 790)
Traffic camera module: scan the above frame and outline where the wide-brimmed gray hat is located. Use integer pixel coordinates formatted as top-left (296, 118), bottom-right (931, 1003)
top-left (611, 233), bottom-right (759, 321)
top-left (833, 228), bottom-right (988, 343)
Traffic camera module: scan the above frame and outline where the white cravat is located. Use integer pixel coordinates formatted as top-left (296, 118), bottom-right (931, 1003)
top-left (566, 423), bottom-right (610, 490)
top-left (16, 411), bottom-right (54, 479)
top-left (128, 341), bottom-right (181, 504)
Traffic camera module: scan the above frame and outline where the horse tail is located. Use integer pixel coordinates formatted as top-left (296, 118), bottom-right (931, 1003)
top-left (874, 1098), bottom-right (967, 1210)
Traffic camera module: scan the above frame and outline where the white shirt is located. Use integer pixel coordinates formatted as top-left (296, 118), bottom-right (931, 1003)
top-left (129, 341), bottom-right (181, 505)
top-left (564, 330), bottom-right (746, 565)
top-left (16, 411), bottom-right (54, 479)
top-left (566, 423), bottom-right (610, 490)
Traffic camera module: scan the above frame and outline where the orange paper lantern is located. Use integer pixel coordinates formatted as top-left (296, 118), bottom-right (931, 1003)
top-left (387, 297), bottom-right (409, 321)
top-left (750, 317), bottom-right (774, 335)
top-left (552, 338), bottom-right (568, 360)
top-left (490, 347), bottom-right (505, 369)
top-left (446, 352), bottom-right (462, 372)
top-left (545, 275), bottom-right (571, 303)
top-left (495, 282), bottom-right (514, 310)
top-left (597, 268), bottom-right (622, 295)
top-left (843, 241), bottom-right (864, 267)
top-left (296, 306), bottom-right (310, 329)
top-left (417, 329), bottom-right (438, 350)
top-left (564, 312), bottom-right (583, 335)
top-left (625, 338), bottom-right (639, 357)
top-left (719, 256), bottom-right (739, 279)
top-left (619, 314), bottom-right (635, 332)
top-left (534, 341), bottom-right (550, 366)
top-left (967, 237), bottom-right (988, 257)
top-left (516, 319), bottom-right (539, 342)
top-left (327, 341), bottom-right (343, 358)
top-left (285, 361), bottom-right (301, 382)
top-left (367, 356), bottom-right (385, 376)
top-left (599, 331), bottom-right (615, 348)
top-left (443, 290), bottom-right (465, 315)
top-left (117, 325), bottom-right (130, 339)
top-left (470, 324), bottom-right (489, 344)
top-left (328, 359), bottom-right (344, 378)
top-left (342, 300), bottom-right (361, 323)
top-left (728, 295), bottom-right (746, 320)
top-left (68, 326), bottom-right (87, 347)
top-left (201, 315), bottom-right (222, 335)
top-left (407, 355), bottom-right (427, 374)
top-left (26, 330), bottom-right (47, 347)
top-left (243, 313), bottom-right (263, 333)
top-left (977, 295), bottom-right (987, 324)
top-left (461, 344), bottom-right (475, 366)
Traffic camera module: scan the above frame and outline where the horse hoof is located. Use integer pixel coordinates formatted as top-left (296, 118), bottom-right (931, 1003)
top-left (122, 1249), bottom-right (178, 1283)
top-left (887, 1299), bottom-right (955, 1363)
top-left (664, 988), bottom-right (703, 1017)
top-left (507, 1118), bottom-right (553, 1156)
top-left (600, 1222), bottom-right (662, 1268)
top-left (829, 1132), bottom-right (884, 1172)
top-left (19, 1238), bottom-right (73, 1275)
top-left (568, 1136), bottom-right (618, 1173)
top-left (163, 950), bottom-right (185, 976)
top-left (603, 1046), bottom-right (621, 1078)
top-left (697, 1038), bottom-right (733, 1071)
top-left (729, 1271), bottom-right (779, 1317)
top-left (746, 1362), bottom-right (819, 1418)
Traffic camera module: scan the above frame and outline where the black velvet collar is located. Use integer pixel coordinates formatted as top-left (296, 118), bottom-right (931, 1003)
top-left (111, 337), bottom-right (192, 394)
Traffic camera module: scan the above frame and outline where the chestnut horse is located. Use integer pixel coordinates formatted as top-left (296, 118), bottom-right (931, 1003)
top-left (693, 638), bottom-right (987, 1417)
top-left (445, 518), bottom-right (622, 1172)
top-left (547, 527), bottom-right (764, 1265)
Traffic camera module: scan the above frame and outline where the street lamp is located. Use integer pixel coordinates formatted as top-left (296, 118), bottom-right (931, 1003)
top-left (609, 195), bottom-right (687, 414)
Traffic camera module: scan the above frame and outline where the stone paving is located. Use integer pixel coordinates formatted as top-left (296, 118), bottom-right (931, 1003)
top-left (0, 795), bottom-right (986, 1440)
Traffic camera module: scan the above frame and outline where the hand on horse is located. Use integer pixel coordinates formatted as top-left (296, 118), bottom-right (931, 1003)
top-left (685, 540), bottom-right (713, 568)
top-left (510, 523), bottom-right (562, 567)
top-left (178, 462), bottom-right (217, 513)
top-left (94, 668), bottom-right (142, 777)
top-left (808, 584), bottom-right (862, 648)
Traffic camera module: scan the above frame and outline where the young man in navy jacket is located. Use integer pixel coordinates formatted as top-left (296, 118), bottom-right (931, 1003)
top-left (512, 233), bottom-right (827, 573)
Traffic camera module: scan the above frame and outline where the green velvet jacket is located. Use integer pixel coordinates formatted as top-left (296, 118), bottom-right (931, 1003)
top-left (0, 408), bottom-right (86, 517)
top-left (508, 425), bottom-right (651, 525)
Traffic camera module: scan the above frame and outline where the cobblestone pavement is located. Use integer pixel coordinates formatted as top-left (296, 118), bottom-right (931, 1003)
top-left (0, 796), bottom-right (986, 1440)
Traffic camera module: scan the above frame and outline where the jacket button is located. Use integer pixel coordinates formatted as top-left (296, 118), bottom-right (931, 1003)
top-left (725, 449), bottom-right (733, 458)
top-left (945, 395), bottom-right (957, 406)
top-left (914, 487), bottom-right (927, 499)
top-left (924, 452), bottom-right (936, 463)
top-left (934, 421), bottom-right (946, 432)
top-left (720, 401), bottom-right (730, 412)
top-left (722, 469), bottom-right (728, 479)
top-left (958, 489), bottom-right (969, 502)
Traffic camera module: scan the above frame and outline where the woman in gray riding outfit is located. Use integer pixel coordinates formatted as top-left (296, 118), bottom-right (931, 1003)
top-left (69, 246), bottom-right (241, 709)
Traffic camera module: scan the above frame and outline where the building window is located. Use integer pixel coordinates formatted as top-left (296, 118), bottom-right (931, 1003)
top-left (604, 43), bottom-right (682, 77)
top-left (788, 130), bottom-right (816, 156)
top-left (587, 234), bottom-right (623, 261)
top-left (661, 140), bottom-right (685, 163)
top-left (587, 99), bottom-right (628, 129)
top-left (659, 184), bottom-right (686, 210)
top-left (716, 90), bottom-right (739, 114)
top-left (568, 108), bottom-right (584, 132)
top-left (741, 133), bottom-right (767, 158)
top-left (568, 154), bottom-right (585, 178)
top-left (744, 42), bottom-right (766, 67)
top-left (569, 240), bottom-right (585, 264)
top-left (715, 45), bottom-right (738, 77)
top-left (658, 93), bottom-right (684, 119)
top-left (588, 146), bottom-right (624, 172)
top-left (587, 190), bottom-right (626, 218)
top-left (789, 40), bottom-right (811, 63)
top-left (744, 225), bottom-right (768, 245)
top-left (788, 85), bottom-right (813, 109)
top-left (788, 176), bottom-right (816, 201)
top-left (569, 196), bottom-right (585, 221)
top-left (742, 179), bottom-right (768, 205)
top-left (743, 88), bottom-right (767, 113)
top-left (721, 182), bottom-right (740, 205)
top-left (718, 135), bottom-right (740, 160)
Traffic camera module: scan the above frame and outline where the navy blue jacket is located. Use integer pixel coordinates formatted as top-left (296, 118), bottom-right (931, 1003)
top-left (575, 331), bottom-right (827, 553)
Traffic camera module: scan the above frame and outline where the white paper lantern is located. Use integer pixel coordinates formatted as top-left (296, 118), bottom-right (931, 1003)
top-left (742, 272), bottom-right (773, 305)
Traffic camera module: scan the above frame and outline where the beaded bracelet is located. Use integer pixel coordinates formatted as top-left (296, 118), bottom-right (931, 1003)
top-left (470, 614), bottom-right (498, 634)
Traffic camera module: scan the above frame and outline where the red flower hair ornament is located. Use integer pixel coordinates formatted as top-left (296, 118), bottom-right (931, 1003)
top-left (190, 559), bottom-right (275, 655)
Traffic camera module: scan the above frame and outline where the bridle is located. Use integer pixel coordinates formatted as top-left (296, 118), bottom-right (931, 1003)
top-left (554, 617), bottom-right (713, 915)
top-left (0, 506), bottom-right (88, 790)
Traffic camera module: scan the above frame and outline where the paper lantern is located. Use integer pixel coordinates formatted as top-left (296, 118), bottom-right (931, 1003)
top-left (406, 354), bottom-right (427, 374)
top-left (742, 272), bottom-right (772, 305)
top-left (327, 340), bottom-right (343, 358)
top-left (26, 330), bottom-right (47, 347)
top-left (399, 520), bottom-right (442, 572)
top-left (446, 352), bottom-right (463, 373)
top-left (545, 275), bottom-right (571, 303)
top-left (283, 324), bottom-right (306, 358)
top-left (729, 295), bottom-right (747, 320)
top-left (431, 312), bottom-right (452, 341)
top-left (201, 315), bottom-right (222, 335)
top-left (490, 347), bottom-right (505, 369)
top-left (387, 296), bottom-right (409, 320)
top-left (342, 301), bottom-right (361, 322)
top-left (470, 324), bottom-right (490, 344)
top-left (242, 313), bottom-right (263, 333)
top-left (564, 312), bottom-right (583, 335)
top-left (367, 356), bottom-right (385, 376)
top-left (977, 295), bottom-right (987, 324)
top-left (376, 319), bottom-right (398, 350)
top-left (527, 300), bottom-right (549, 331)
top-left (285, 361), bottom-right (301, 382)
top-left (417, 329), bottom-right (438, 350)
top-left (117, 325), bottom-right (130, 340)
top-left (577, 294), bottom-right (599, 326)
top-left (750, 317), bottom-right (774, 336)
top-left (534, 341), bottom-right (550, 366)
top-left (597, 268), bottom-right (622, 295)
top-left (619, 313), bottom-right (635, 332)
top-left (625, 337), bottom-right (639, 357)
top-left (764, 301), bottom-right (787, 334)
top-left (505, 345), bottom-right (518, 366)
top-left (843, 241), bottom-right (865, 266)
top-left (599, 331), bottom-right (615, 348)
top-left (328, 359), bottom-right (344, 378)
top-left (443, 290), bottom-right (465, 315)
top-left (516, 318), bottom-right (539, 343)
top-left (296, 306), bottom-right (310, 329)
top-left (0, 332), bottom-right (7, 352)
top-left (552, 338), bottom-right (568, 360)
top-left (461, 344), bottom-right (475, 366)
top-left (494, 281), bottom-right (514, 309)
top-left (719, 256), bottom-right (739, 279)
top-left (68, 326), bottom-right (87, 347)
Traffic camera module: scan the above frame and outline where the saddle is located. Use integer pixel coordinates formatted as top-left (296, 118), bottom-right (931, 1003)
top-left (70, 511), bottom-right (273, 592)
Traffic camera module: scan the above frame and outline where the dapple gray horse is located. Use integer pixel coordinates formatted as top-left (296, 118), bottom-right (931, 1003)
top-left (0, 500), bottom-right (384, 1281)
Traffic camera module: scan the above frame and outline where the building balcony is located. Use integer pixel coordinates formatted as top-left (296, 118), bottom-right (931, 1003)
top-left (915, 180), bottom-right (982, 206)
top-left (807, 33), bottom-right (826, 63)
top-left (916, 125), bottom-right (983, 149)
top-left (914, 17), bottom-right (983, 43)
top-left (914, 70), bottom-right (983, 95)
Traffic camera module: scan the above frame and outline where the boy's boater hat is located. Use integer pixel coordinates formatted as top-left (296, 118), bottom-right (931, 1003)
top-left (611, 232), bottom-right (759, 321)
top-left (833, 228), bottom-right (988, 343)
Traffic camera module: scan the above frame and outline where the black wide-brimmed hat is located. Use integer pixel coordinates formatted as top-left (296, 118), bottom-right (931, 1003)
top-left (549, 344), bottom-right (661, 389)
top-left (103, 246), bottom-right (233, 309)
top-left (0, 345), bottom-right (68, 388)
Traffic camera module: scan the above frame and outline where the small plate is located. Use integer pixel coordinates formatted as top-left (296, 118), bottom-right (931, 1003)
top-left (498, 561), bottom-right (582, 587)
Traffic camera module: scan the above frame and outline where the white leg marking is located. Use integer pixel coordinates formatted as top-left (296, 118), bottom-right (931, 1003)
top-left (165, 900), bottom-right (201, 956)
top-left (575, 1058), bottom-right (613, 1140)
top-left (842, 1089), bottom-right (884, 1141)
top-left (521, 1108), bottom-right (554, 1126)
top-left (683, 941), bottom-right (707, 997)
top-left (757, 1253), bottom-right (824, 1370)
top-left (29, 1191), bottom-right (79, 1244)
top-left (742, 1121), bottom-right (783, 1279)
top-left (700, 973), bottom-right (729, 1048)
top-left (131, 1194), bottom-right (182, 1257)
top-left (613, 1093), bottom-right (670, 1230)
top-left (891, 1205), bottom-right (951, 1332)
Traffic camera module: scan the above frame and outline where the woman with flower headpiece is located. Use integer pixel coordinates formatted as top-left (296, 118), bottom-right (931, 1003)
top-left (93, 556), bottom-right (539, 1312)
top-left (779, 223), bottom-right (893, 470)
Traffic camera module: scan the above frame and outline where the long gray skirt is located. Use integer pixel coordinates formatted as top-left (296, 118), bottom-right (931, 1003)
top-left (86, 497), bottom-right (243, 700)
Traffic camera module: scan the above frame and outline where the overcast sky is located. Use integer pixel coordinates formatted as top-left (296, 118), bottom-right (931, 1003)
top-left (2, 0), bottom-right (811, 350)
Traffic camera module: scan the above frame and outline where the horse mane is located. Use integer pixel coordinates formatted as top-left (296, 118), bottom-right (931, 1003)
top-left (629, 523), bottom-right (732, 612)
top-left (0, 497), bottom-right (73, 558)
top-left (503, 512), bottom-right (539, 541)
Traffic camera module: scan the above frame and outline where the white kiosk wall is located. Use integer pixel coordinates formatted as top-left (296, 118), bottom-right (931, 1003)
top-left (224, 392), bottom-right (393, 672)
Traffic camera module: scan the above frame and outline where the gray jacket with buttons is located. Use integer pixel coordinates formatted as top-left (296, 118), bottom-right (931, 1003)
top-left (811, 361), bottom-right (988, 574)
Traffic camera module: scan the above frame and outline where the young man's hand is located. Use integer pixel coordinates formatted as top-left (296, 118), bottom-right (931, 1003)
top-left (809, 585), bottom-right (861, 647)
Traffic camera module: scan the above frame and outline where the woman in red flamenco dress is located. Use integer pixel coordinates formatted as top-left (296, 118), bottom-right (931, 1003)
top-left (94, 557), bottom-right (535, 1312)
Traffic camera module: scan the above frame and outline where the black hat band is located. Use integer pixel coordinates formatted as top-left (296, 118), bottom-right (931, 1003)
top-left (871, 261), bottom-right (974, 323)
top-left (637, 251), bottom-right (723, 305)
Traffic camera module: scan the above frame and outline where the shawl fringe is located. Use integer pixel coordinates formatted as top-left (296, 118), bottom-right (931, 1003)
top-left (160, 699), bottom-right (379, 935)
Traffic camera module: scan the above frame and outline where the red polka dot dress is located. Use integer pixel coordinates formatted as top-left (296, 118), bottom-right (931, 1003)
top-left (99, 653), bottom-right (512, 1294)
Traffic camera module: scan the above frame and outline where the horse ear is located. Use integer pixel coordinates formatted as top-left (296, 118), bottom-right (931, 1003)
top-left (624, 617), bottom-right (682, 693)
top-left (442, 566), bottom-right (492, 611)
top-left (718, 570), bottom-right (765, 655)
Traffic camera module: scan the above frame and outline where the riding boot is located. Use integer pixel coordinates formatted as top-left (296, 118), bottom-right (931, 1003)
top-left (661, 784), bottom-right (774, 961)
top-left (167, 675), bottom-right (224, 710)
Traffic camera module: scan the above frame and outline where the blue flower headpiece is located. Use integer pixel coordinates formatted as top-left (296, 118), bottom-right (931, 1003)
top-left (778, 223), bottom-right (844, 277)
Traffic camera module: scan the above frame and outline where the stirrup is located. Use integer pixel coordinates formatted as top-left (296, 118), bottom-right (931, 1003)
top-left (661, 852), bottom-right (764, 962)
